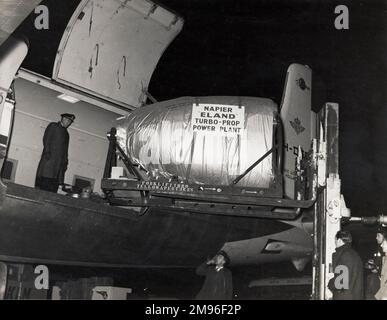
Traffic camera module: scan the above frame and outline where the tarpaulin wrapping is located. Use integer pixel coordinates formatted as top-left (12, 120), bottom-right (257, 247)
top-left (116, 96), bottom-right (277, 188)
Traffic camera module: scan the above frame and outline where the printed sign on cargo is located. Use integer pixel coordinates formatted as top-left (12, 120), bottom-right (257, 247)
top-left (191, 103), bottom-right (245, 135)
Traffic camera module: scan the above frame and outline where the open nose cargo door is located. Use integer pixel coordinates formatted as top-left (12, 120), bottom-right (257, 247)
top-left (52, 0), bottom-right (184, 111)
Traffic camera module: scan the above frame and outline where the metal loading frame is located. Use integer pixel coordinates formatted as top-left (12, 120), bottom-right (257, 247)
top-left (101, 116), bottom-right (318, 219)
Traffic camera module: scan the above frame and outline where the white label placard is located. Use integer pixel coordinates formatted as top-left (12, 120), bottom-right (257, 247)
top-left (191, 103), bottom-right (245, 135)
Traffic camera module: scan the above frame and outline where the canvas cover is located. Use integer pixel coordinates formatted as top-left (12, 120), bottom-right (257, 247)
top-left (116, 96), bottom-right (277, 188)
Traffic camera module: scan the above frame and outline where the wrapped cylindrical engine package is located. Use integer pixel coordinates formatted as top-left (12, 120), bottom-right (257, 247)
top-left (116, 96), bottom-right (277, 188)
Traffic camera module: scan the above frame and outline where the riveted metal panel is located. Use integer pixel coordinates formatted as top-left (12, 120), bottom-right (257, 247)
top-left (0, 0), bottom-right (42, 46)
top-left (53, 0), bottom-right (183, 110)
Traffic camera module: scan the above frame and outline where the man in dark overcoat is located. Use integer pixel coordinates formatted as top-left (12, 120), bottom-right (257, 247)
top-left (195, 250), bottom-right (233, 300)
top-left (35, 113), bottom-right (75, 192)
top-left (328, 230), bottom-right (364, 300)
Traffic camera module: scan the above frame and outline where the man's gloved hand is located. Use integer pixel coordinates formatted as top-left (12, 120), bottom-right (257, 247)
top-left (61, 183), bottom-right (72, 193)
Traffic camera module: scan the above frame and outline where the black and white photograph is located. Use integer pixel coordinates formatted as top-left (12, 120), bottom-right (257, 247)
top-left (0, 0), bottom-right (385, 305)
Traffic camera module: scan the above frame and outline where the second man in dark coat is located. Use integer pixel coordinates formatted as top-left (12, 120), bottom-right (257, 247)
top-left (328, 230), bottom-right (364, 300)
top-left (195, 250), bottom-right (233, 300)
top-left (35, 113), bottom-right (75, 193)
